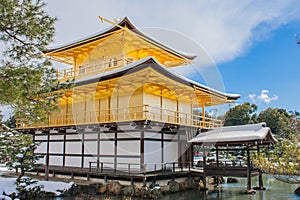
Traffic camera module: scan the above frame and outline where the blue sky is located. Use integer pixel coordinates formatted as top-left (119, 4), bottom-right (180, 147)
top-left (40, 0), bottom-right (300, 114)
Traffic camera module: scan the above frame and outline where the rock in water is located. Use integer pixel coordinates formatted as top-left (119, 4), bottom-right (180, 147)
top-left (295, 186), bottom-right (300, 196)
top-left (107, 181), bottom-right (122, 195)
top-left (227, 177), bottom-right (238, 183)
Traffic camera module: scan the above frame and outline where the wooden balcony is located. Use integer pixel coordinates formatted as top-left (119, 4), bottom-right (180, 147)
top-left (16, 105), bottom-right (222, 130)
top-left (56, 57), bottom-right (133, 82)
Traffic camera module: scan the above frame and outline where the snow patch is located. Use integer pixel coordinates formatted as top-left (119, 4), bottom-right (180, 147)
top-left (16, 154), bottom-right (23, 159)
top-left (0, 175), bottom-right (74, 198)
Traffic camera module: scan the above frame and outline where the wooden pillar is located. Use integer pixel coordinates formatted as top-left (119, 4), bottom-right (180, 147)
top-left (140, 130), bottom-right (144, 169)
top-left (81, 132), bottom-right (85, 169)
top-left (191, 143), bottom-right (194, 167)
top-left (65, 98), bottom-right (69, 125)
top-left (246, 145), bottom-right (251, 191)
top-left (63, 132), bottom-right (66, 167)
top-left (161, 131), bottom-right (164, 168)
top-left (216, 146), bottom-right (219, 167)
top-left (84, 93), bottom-right (87, 123)
top-left (201, 102), bottom-right (205, 121)
top-left (97, 131), bottom-right (100, 168)
top-left (160, 92), bottom-right (163, 121)
top-left (108, 96), bottom-right (111, 122)
top-left (45, 131), bottom-right (50, 181)
top-left (114, 130), bottom-right (117, 173)
top-left (176, 100), bottom-right (179, 123)
top-left (177, 130), bottom-right (182, 167)
top-left (216, 146), bottom-right (219, 186)
top-left (203, 145), bottom-right (207, 190)
top-left (257, 145), bottom-right (264, 189)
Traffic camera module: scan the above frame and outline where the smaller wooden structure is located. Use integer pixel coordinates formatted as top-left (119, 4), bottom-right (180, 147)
top-left (189, 123), bottom-right (277, 192)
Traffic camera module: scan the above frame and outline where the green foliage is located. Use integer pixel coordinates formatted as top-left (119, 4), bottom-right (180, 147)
top-left (219, 103), bottom-right (300, 181)
top-left (0, 123), bottom-right (43, 181)
top-left (0, 0), bottom-right (72, 123)
top-left (0, 0), bottom-right (56, 63)
top-left (16, 176), bottom-right (46, 199)
top-left (223, 102), bottom-right (257, 126)
top-left (254, 136), bottom-right (300, 176)
top-left (257, 107), bottom-right (292, 136)
top-left (254, 113), bottom-right (300, 180)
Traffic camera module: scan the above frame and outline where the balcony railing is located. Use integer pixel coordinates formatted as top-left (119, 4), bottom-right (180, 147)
top-left (56, 57), bottom-right (133, 82)
top-left (16, 105), bottom-right (223, 129)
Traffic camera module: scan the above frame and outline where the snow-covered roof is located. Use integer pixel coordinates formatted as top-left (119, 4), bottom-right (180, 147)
top-left (45, 17), bottom-right (196, 60)
top-left (189, 123), bottom-right (277, 145)
top-left (75, 56), bottom-right (240, 101)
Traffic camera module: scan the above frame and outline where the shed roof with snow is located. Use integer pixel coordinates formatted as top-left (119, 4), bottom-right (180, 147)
top-left (189, 123), bottom-right (277, 146)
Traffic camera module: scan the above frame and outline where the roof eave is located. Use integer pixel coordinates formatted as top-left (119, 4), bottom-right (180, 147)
top-left (43, 17), bottom-right (196, 61)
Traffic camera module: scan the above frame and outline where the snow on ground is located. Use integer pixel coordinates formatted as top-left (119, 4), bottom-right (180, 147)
top-left (0, 166), bottom-right (74, 198)
top-left (0, 194), bottom-right (12, 200)
top-left (31, 180), bottom-right (74, 196)
top-left (0, 176), bottom-right (18, 196)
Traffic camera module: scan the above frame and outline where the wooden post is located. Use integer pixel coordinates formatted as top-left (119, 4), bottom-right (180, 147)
top-left (45, 131), bottom-right (50, 181)
top-left (216, 146), bottom-right (219, 186)
top-left (201, 103), bottom-right (205, 127)
top-left (257, 145), bottom-right (264, 190)
top-left (63, 132), bottom-right (66, 167)
top-left (216, 146), bottom-right (219, 167)
top-left (97, 131), bottom-right (100, 170)
top-left (191, 143), bottom-right (194, 168)
top-left (203, 145), bottom-right (207, 190)
top-left (81, 132), bottom-right (85, 169)
top-left (114, 129), bottom-right (117, 174)
top-left (173, 162), bottom-right (175, 172)
top-left (140, 130), bottom-right (144, 170)
top-left (246, 145), bottom-right (251, 191)
top-left (161, 131), bottom-right (164, 169)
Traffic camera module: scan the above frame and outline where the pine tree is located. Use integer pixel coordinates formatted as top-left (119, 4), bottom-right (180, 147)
top-left (0, 123), bottom-right (42, 182)
top-left (0, 0), bottom-right (70, 185)
top-left (0, 0), bottom-right (67, 123)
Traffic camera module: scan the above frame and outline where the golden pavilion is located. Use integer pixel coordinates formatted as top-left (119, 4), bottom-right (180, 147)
top-left (18, 17), bottom-right (239, 172)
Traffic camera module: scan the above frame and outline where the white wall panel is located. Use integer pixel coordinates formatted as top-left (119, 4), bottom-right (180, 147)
top-left (65, 156), bottom-right (81, 167)
top-left (84, 141), bottom-right (97, 154)
top-left (50, 135), bottom-right (64, 140)
top-left (36, 156), bottom-right (45, 165)
top-left (84, 133), bottom-right (98, 140)
top-left (49, 142), bottom-right (63, 154)
top-left (163, 141), bottom-right (178, 163)
top-left (66, 134), bottom-right (81, 140)
top-left (50, 156), bottom-right (63, 166)
top-left (117, 132), bottom-right (140, 139)
top-left (144, 132), bottom-right (161, 139)
top-left (101, 133), bottom-right (114, 139)
top-left (84, 157), bottom-right (98, 168)
top-left (144, 140), bottom-right (161, 166)
top-left (117, 158), bottom-right (140, 171)
top-left (66, 142), bottom-right (82, 154)
top-left (117, 141), bottom-right (140, 156)
top-left (35, 142), bottom-right (46, 154)
top-left (35, 135), bottom-right (47, 140)
top-left (100, 141), bottom-right (114, 155)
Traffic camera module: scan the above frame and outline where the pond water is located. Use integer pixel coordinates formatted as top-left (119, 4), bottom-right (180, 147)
top-left (162, 175), bottom-right (300, 200)
top-left (60, 175), bottom-right (300, 200)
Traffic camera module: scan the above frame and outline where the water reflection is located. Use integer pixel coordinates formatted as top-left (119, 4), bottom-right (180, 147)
top-left (60, 175), bottom-right (300, 200)
top-left (162, 175), bottom-right (300, 200)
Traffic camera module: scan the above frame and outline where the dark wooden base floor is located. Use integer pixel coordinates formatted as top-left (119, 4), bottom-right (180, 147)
top-left (36, 165), bottom-right (198, 182)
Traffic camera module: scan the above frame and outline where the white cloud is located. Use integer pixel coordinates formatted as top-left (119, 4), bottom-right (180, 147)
top-left (45, 0), bottom-right (300, 65)
top-left (258, 90), bottom-right (279, 104)
top-left (249, 90), bottom-right (279, 104)
top-left (249, 94), bottom-right (256, 102)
